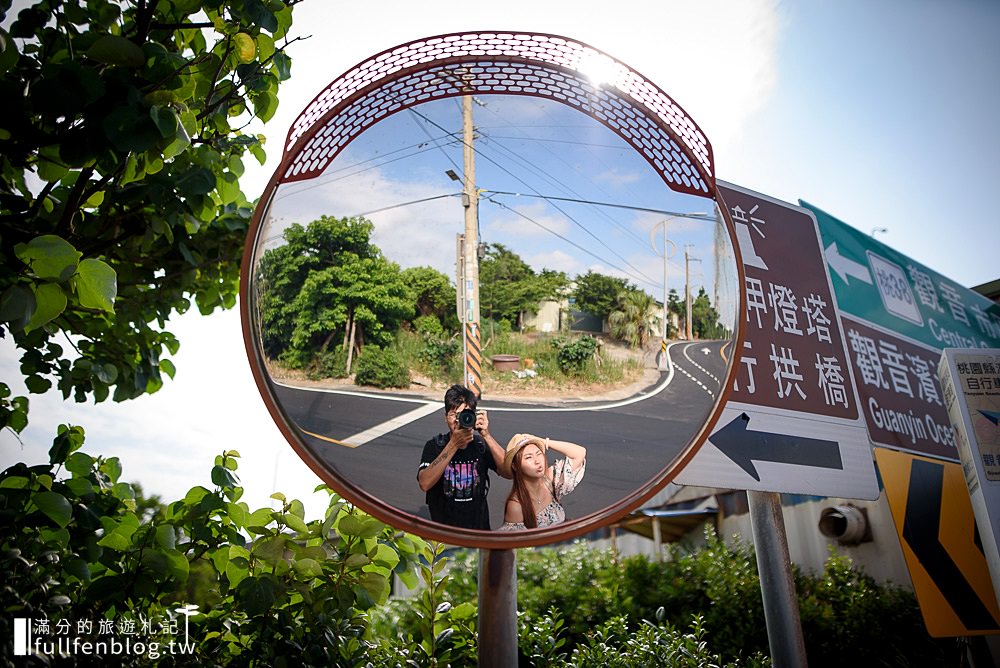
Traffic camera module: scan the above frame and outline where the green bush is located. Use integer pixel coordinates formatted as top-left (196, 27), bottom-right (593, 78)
top-left (354, 346), bottom-right (411, 388)
top-left (552, 335), bottom-right (599, 374)
top-left (435, 536), bottom-right (952, 667)
top-left (413, 314), bottom-right (444, 337)
top-left (418, 334), bottom-right (462, 377)
top-left (305, 345), bottom-right (349, 380)
top-left (0, 428), bottom-right (429, 668)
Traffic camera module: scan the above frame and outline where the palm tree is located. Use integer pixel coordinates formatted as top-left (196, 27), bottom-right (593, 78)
top-left (608, 290), bottom-right (657, 348)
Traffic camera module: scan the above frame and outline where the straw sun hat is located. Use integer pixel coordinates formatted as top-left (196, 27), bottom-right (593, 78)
top-left (504, 433), bottom-right (548, 471)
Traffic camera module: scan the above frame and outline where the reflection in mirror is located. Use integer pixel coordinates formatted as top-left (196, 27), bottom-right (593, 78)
top-left (248, 94), bottom-right (738, 534)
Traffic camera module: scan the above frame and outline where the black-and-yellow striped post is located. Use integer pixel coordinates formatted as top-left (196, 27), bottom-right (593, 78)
top-left (464, 322), bottom-right (483, 398)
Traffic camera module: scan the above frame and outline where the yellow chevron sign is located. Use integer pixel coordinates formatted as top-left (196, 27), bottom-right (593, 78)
top-left (875, 447), bottom-right (1000, 636)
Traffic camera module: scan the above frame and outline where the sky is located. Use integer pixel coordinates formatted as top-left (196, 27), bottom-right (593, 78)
top-left (2, 0), bottom-right (998, 522)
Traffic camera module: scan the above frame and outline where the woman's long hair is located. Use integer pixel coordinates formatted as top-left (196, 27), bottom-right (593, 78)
top-left (506, 448), bottom-right (555, 529)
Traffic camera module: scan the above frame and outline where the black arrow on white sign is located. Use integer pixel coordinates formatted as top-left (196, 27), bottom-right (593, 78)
top-left (710, 413), bottom-right (844, 481)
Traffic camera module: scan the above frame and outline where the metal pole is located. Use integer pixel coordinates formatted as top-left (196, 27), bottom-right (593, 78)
top-left (662, 221), bottom-right (669, 344)
top-left (684, 246), bottom-right (692, 340)
top-left (478, 549), bottom-right (517, 667)
top-left (747, 490), bottom-right (808, 668)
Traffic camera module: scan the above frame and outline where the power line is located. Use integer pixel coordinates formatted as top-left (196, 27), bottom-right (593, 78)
top-left (274, 140), bottom-right (449, 201)
top-left (481, 194), bottom-right (659, 290)
top-left (482, 190), bottom-right (717, 219)
top-left (408, 104), bottom-right (659, 285)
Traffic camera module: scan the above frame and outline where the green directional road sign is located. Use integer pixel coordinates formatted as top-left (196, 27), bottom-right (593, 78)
top-left (805, 201), bottom-right (1000, 461)
top-left (805, 202), bottom-right (1000, 352)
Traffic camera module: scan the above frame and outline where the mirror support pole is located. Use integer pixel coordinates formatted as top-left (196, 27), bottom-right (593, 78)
top-left (477, 548), bottom-right (517, 667)
top-left (748, 490), bottom-right (808, 668)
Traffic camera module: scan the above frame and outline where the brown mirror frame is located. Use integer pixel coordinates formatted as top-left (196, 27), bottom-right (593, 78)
top-left (239, 31), bottom-right (747, 548)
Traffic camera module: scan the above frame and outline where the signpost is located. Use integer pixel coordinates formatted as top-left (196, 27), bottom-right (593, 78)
top-left (677, 182), bottom-right (878, 500)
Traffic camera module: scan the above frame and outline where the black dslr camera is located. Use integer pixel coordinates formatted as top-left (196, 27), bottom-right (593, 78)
top-left (457, 408), bottom-right (477, 429)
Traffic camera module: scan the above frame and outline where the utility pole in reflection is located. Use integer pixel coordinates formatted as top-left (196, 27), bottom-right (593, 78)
top-left (685, 245), bottom-right (701, 340)
top-left (460, 87), bottom-right (483, 397)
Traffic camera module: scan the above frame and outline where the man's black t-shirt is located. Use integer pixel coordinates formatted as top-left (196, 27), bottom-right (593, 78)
top-left (418, 432), bottom-right (496, 530)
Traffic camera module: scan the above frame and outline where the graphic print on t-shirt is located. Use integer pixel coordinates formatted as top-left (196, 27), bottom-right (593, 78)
top-left (443, 461), bottom-right (478, 502)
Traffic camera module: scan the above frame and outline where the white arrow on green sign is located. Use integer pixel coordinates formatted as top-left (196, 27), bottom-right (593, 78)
top-left (804, 202), bottom-right (1000, 352)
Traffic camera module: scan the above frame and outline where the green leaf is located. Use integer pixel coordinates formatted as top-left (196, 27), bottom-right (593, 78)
top-left (100, 457), bottom-right (122, 483)
top-left (66, 451), bottom-right (95, 476)
top-left (245, 0), bottom-right (279, 32)
top-left (358, 517), bottom-right (385, 539)
top-left (337, 514), bottom-right (363, 537)
top-left (66, 557), bottom-right (91, 583)
top-left (183, 485), bottom-right (210, 505)
top-left (283, 513), bottom-right (308, 534)
top-left (252, 90), bottom-right (278, 122)
top-left (16, 235), bottom-right (82, 281)
top-left (237, 576), bottom-right (275, 616)
top-left (74, 258), bottom-right (117, 312)
top-left (98, 530), bottom-right (131, 551)
top-left (95, 363), bottom-right (118, 384)
top-left (272, 50), bottom-right (291, 81)
top-left (155, 524), bottom-right (176, 550)
top-left (246, 506), bottom-right (273, 528)
top-left (49, 425), bottom-right (84, 464)
top-left (211, 465), bottom-right (237, 488)
top-left (226, 557), bottom-right (249, 588)
top-left (25, 375), bottom-right (52, 393)
top-left (33, 490), bottom-right (73, 527)
top-left (163, 548), bottom-right (189, 581)
top-left (357, 572), bottom-right (389, 608)
top-left (251, 534), bottom-right (287, 565)
top-left (227, 501), bottom-right (248, 527)
top-left (26, 282), bottom-right (67, 331)
top-left (234, 33), bottom-right (256, 64)
top-left (87, 35), bottom-right (145, 68)
top-left (371, 543), bottom-right (400, 570)
top-left (292, 557), bottom-right (323, 578)
top-left (177, 167), bottom-right (216, 196)
top-left (0, 285), bottom-right (35, 330)
top-left (0, 28), bottom-right (20, 75)
top-left (150, 105), bottom-right (179, 138)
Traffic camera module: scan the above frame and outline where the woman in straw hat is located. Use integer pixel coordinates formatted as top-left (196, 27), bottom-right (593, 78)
top-left (499, 434), bottom-right (587, 530)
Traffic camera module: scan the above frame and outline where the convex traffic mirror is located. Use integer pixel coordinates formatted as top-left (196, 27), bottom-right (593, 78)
top-left (241, 32), bottom-right (746, 547)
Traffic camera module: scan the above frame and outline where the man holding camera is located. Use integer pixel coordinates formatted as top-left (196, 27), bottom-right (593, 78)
top-left (417, 384), bottom-right (509, 529)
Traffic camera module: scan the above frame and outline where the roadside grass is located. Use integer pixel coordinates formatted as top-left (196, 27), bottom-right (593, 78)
top-left (267, 329), bottom-right (646, 396)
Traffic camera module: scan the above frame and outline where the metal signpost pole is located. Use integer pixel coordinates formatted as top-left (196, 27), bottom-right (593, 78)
top-left (748, 490), bottom-right (808, 668)
top-left (478, 549), bottom-right (517, 667)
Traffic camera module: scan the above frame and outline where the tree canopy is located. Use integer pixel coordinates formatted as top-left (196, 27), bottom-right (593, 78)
top-left (0, 0), bottom-right (302, 419)
top-left (256, 215), bottom-right (412, 368)
top-left (479, 243), bottom-right (567, 329)
top-left (400, 265), bottom-right (457, 331)
top-left (572, 270), bottom-right (633, 322)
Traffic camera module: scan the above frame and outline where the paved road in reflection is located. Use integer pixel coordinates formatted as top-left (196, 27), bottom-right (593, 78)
top-left (271, 340), bottom-right (730, 530)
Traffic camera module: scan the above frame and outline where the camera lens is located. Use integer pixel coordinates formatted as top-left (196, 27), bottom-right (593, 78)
top-left (458, 409), bottom-right (476, 429)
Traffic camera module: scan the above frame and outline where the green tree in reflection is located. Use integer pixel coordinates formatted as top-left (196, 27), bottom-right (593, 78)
top-left (256, 215), bottom-right (411, 371)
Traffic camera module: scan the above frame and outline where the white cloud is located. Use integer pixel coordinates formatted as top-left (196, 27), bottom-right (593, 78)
top-left (594, 168), bottom-right (643, 188)
top-left (526, 249), bottom-right (583, 275)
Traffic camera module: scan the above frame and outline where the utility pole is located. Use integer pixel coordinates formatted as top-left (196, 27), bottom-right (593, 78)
top-left (460, 89), bottom-right (483, 397)
top-left (684, 245), bottom-right (701, 340)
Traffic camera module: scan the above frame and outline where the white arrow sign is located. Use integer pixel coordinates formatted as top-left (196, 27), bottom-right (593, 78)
top-left (824, 241), bottom-right (872, 285)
